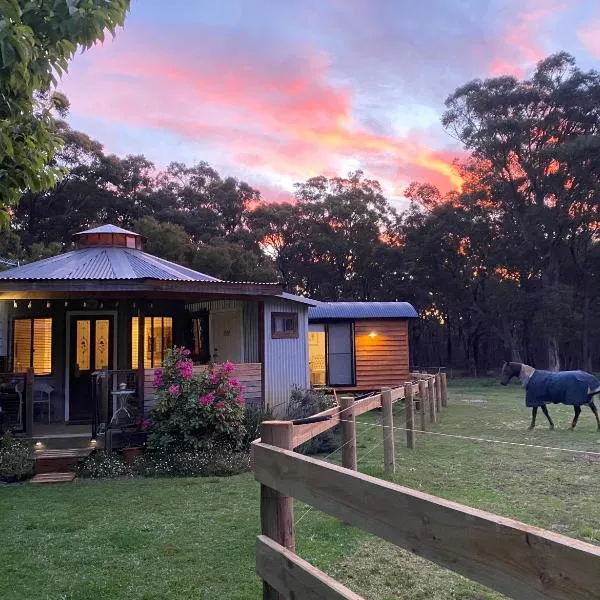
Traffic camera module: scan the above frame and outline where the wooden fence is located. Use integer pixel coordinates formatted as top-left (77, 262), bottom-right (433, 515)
top-left (253, 373), bottom-right (600, 600)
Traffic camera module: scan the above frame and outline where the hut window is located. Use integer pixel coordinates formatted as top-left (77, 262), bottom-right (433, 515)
top-left (12, 318), bottom-right (52, 375)
top-left (271, 312), bottom-right (298, 339)
top-left (131, 317), bottom-right (173, 368)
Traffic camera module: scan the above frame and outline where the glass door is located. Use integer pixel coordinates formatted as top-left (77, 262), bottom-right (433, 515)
top-left (326, 323), bottom-right (354, 386)
top-left (69, 315), bottom-right (113, 422)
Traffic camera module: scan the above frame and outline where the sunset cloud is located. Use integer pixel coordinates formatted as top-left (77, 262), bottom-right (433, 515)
top-left (578, 20), bottom-right (600, 59)
top-left (58, 0), bottom-right (584, 206)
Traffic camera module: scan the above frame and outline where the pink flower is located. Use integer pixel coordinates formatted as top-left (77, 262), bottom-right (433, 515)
top-left (216, 400), bottom-right (226, 409)
top-left (209, 372), bottom-right (220, 385)
top-left (221, 361), bottom-right (235, 375)
top-left (236, 396), bottom-right (245, 406)
top-left (153, 369), bottom-right (163, 388)
top-left (168, 384), bottom-right (180, 398)
top-left (176, 359), bottom-right (193, 379)
top-left (229, 377), bottom-right (241, 388)
top-left (182, 348), bottom-right (191, 356)
top-left (198, 392), bottom-right (215, 406)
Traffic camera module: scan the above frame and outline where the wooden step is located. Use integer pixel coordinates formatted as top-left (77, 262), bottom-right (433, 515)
top-left (30, 472), bottom-right (76, 484)
top-left (35, 448), bottom-right (92, 475)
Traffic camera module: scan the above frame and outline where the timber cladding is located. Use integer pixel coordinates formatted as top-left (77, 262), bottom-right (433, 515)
top-left (354, 319), bottom-right (409, 388)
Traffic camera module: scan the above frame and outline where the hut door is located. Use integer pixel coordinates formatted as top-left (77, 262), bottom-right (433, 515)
top-left (69, 315), bottom-right (114, 423)
top-left (327, 323), bottom-right (354, 386)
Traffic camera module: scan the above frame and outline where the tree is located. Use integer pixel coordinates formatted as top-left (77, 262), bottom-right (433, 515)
top-left (0, 0), bottom-right (130, 216)
top-left (443, 52), bottom-right (600, 370)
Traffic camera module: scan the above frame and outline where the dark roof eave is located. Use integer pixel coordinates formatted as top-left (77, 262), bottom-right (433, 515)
top-left (0, 279), bottom-right (282, 296)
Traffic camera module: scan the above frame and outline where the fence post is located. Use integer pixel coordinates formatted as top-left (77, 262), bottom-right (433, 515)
top-left (404, 383), bottom-right (415, 449)
top-left (25, 368), bottom-right (34, 437)
top-left (260, 420), bottom-right (295, 600)
top-left (441, 372), bottom-right (448, 408)
top-left (381, 389), bottom-right (395, 474)
top-left (435, 373), bottom-right (443, 412)
top-left (428, 377), bottom-right (437, 424)
top-left (418, 379), bottom-right (428, 431)
top-left (340, 395), bottom-right (357, 471)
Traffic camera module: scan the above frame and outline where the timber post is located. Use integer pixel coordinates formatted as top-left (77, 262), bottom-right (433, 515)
top-left (260, 420), bottom-right (295, 600)
top-left (381, 389), bottom-right (395, 473)
top-left (435, 373), bottom-right (443, 412)
top-left (340, 395), bottom-right (357, 471)
top-left (404, 382), bottom-right (415, 449)
top-left (428, 376), bottom-right (437, 424)
top-left (441, 372), bottom-right (448, 408)
top-left (418, 379), bottom-right (428, 431)
top-left (25, 367), bottom-right (34, 438)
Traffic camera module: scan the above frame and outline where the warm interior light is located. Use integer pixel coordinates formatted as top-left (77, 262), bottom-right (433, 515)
top-left (369, 331), bottom-right (377, 338)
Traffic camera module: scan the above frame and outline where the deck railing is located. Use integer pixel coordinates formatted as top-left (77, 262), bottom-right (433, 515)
top-left (253, 373), bottom-right (600, 600)
top-left (0, 369), bottom-right (33, 436)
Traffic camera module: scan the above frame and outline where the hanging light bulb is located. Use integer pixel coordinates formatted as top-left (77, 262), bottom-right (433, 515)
top-left (64, 301), bottom-right (68, 307)
top-left (13, 300), bottom-right (17, 309)
top-left (100, 301), bottom-right (104, 309)
top-left (46, 301), bottom-right (50, 309)
top-left (27, 301), bottom-right (32, 309)
top-left (83, 301), bottom-right (87, 308)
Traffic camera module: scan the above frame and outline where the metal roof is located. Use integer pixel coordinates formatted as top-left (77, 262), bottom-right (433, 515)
top-left (0, 247), bottom-right (221, 281)
top-left (74, 224), bottom-right (140, 236)
top-left (278, 292), bottom-right (318, 306)
top-left (308, 301), bottom-right (418, 320)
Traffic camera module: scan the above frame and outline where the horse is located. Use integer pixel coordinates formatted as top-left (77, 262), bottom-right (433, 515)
top-left (499, 361), bottom-right (600, 431)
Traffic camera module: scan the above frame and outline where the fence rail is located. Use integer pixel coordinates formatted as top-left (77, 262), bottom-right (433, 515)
top-left (253, 372), bottom-right (600, 600)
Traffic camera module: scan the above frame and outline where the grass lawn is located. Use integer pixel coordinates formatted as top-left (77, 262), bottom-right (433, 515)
top-left (1, 379), bottom-right (599, 599)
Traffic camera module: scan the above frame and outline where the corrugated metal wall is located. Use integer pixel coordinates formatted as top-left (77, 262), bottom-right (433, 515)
top-left (263, 298), bottom-right (309, 416)
top-left (186, 300), bottom-right (259, 362)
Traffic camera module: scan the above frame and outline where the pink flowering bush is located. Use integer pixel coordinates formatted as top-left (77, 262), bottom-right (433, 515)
top-left (147, 347), bottom-right (246, 453)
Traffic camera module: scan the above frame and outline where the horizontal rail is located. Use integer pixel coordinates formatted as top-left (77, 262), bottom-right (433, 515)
top-left (253, 442), bottom-right (600, 600)
top-left (292, 406), bottom-right (339, 448)
top-left (256, 535), bottom-right (363, 600)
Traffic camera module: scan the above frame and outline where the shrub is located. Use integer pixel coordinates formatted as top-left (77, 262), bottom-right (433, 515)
top-left (0, 433), bottom-right (34, 482)
top-left (76, 451), bottom-right (133, 479)
top-left (147, 347), bottom-right (246, 454)
top-left (286, 387), bottom-right (339, 455)
top-left (135, 449), bottom-right (250, 478)
top-left (242, 405), bottom-right (273, 450)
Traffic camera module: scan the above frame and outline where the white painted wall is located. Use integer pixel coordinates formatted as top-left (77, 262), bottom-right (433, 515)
top-left (263, 298), bottom-right (309, 416)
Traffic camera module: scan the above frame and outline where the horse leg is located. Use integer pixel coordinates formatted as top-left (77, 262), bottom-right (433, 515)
top-left (528, 407), bottom-right (538, 430)
top-left (570, 405), bottom-right (582, 430)
top-left (541, 405), bottom-right (554, 429)
top-left (588, 400), bottom-right (600, 431)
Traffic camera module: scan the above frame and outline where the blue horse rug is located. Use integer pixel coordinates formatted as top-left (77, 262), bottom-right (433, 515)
top-left (525, 370), bottom-right (600, 408)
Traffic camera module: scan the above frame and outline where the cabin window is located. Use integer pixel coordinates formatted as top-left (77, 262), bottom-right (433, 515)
top-left (12, 318), bottom-right (52, 375)
top-left (271, 312), bottom-right (299, 339)
top-left (131, 317), bottom-right (173, 368)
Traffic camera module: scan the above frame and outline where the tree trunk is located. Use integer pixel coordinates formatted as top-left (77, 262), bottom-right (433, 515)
top-left (582, 283), bottom-right (591, 371)
top-left (446, 312), bottom-right (452, 367)
top-left (547, 336), bottom-right (561, 371)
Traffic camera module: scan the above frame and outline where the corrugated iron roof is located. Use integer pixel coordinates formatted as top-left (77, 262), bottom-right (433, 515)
top-left (74, 224), bottom-right (140, 236)
top-left (0, 247), bottom-right (221, 281)
top-left (278, 292), bottom-right (318, 306)
top-left (308, 301), bottom-right (418, 320)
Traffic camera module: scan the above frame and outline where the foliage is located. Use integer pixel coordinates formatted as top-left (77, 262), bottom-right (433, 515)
top-left (75, 450), bottom-right (132, 479)
top-left (0, 433), bottom-right (33, 481)
top-left (147, 347), bottom-right (246, 453)
top-left (0, 0), bottom-right (129, 215)
top-left (286, 387), bottom-right (338, 455)
top-left (134, 449), bottom-right (250, 478)
top-left (242, 404), bottom-right (273, 450)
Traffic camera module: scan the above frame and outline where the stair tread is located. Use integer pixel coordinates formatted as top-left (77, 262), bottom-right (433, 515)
top-left (36, 448), bottom-right (92, 459)
top-left (30, 472), bottom-right (76, 484)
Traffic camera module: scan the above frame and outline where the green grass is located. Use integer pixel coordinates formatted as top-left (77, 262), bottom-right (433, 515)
top-left (1, 379), bottom-right (599, 599)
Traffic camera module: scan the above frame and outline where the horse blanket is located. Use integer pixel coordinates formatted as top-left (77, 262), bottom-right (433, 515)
top-left (525, 370), bottom-right (600, 408)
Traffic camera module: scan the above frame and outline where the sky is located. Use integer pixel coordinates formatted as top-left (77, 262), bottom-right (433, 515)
top-left (59, 0), bottom-right (600, 206)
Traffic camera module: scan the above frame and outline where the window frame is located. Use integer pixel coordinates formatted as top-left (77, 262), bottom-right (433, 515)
top-left (271, 311), bottom-right (299, 339)
top-left (12, 317), bottom-right (53, 375)
top-left (131, 316), bottom-right (173, 369)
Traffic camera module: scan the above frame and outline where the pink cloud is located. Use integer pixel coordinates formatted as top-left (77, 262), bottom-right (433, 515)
top-left (578, 20), bottom-right (600, 59)
top-left (60, 27), bottom-right (463, 197)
